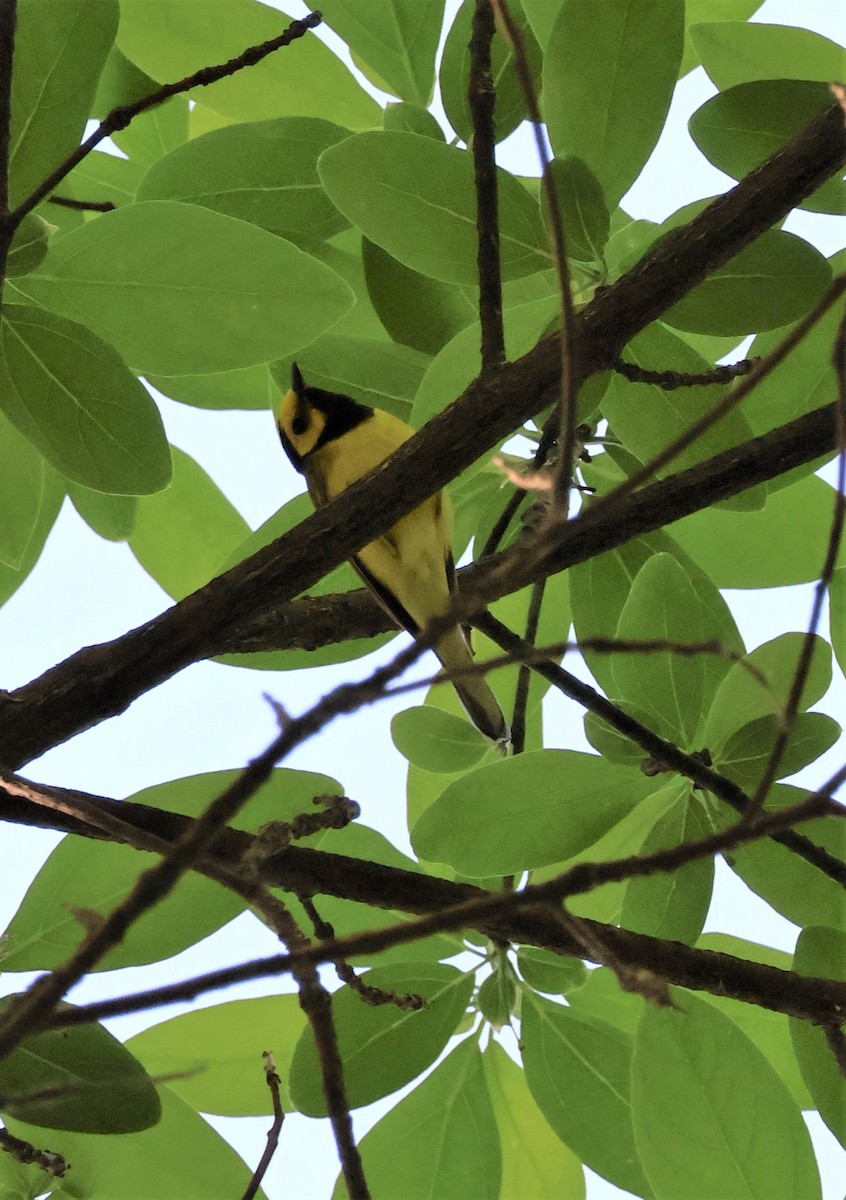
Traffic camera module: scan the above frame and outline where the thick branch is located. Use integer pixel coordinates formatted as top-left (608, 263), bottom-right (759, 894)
top-left (0, 105), bottom-right (842, 769)
top-left (3, 775), bottom-right (846, 1027)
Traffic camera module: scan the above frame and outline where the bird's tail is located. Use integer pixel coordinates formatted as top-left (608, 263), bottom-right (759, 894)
top-left (435, 626), bottom-right (510, 749)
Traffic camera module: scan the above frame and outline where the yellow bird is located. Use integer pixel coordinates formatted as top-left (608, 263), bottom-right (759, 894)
top-left (277, 364), bottom-right (510, 747)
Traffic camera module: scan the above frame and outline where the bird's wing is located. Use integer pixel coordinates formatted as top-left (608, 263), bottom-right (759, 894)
top-left (351, 544), bottom-right (421, 635)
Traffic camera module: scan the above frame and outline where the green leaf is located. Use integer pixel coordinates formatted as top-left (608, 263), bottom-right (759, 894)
top-left (289, 962), bottom-right (474, 1115)
top-left (7, 1086), bottom-right (267, 1200)
top-left (566, 966), bottom-right (643, 1034)
top-left (10, 0), bottom-right (118, 207)
top-left (319, 0), bottom-right (444, 106)
top-left (412, 750), bottom-right (655, 876)
top-left (613, 553), bottom-right (734, 745)
top-left (678, 1), bottom-right (763, 76)
top-left (412, 294), bottom-right (561, 427)
top-left (696, 934), bottom-right (812, 1110)
top-left (0, 304), bottom-right (171, 495)
top-left (318, 132), bottom-right (550, 284)
top-left (137, 117), bottom-right (353, 241)
top-left (440, 0), bottom-right (541, 144)
top-left (484, 1040), bottom-right (585, 1200)
top-left (127, 995), bottom-right (306, 1116)
top-left (633, 990), bottom-right (820, 1199)
top-left (539, 779), bottom-right (685, 927)
top-left (724, 784), bottom-right (846, 931)
top-left (116, 0), bottom-right (380, 128)
top-left (0, 768), bottom-right (340, 971)
top-left (689, 79), bottom-right (845, 214)
top-left (392, 706), bottom-right (489, 772)
top-left (517, 947), bottom-right (588, 996)
top-left (663, 230), bottom-right (831, 335)
top-left (362, 238), bottom-right (477, 354)
top-left (0, 408), bottom-right (45, 569)
top-left (703, 632), bottom-right (831, 751)
top-left (542, 156), bottom-right (610, 265)
top-left (672, 473), bottom-right (843, 588)
top-left (16, 202), bottom-right (355, 375)
top-left (7, 214), bottom-right (49, 277)
top-left (0, 1001), bottom-right (160, 1133)
top-left (790, 926), bottom-right (846, 1148)
top-left (571, 531), bottom-right (744, 696)
top-left (147, 363), bottom-right (276, 412)
top-left (64, 148), bottom-right (146, 209)
top-left (68, 482), bottom-right (137, 542)
top-left (476, 963), bottom-right (517, 1029)
top-left (129, 446), bottom-right (249, 600)
top-left (584, 699), bottom-right (657, 767)
top-left (0, 461), bottom-right (63, 604)
top-left (621, 796), bottom-right (714, 943)
top-left (603, 322), bottom-right (762, 508)
top-left (522, 994), bottom-right (649, 1196)
top-left (383, 101), bottom-right (445, 140)
top-left (830, 566), bottom-right (846, 678)
top-left (520, 0), bottom-right (564, 46)
top-left (691, 21), bottom-right (846, 91)
top-left (332, 1039), bottom-right (501, 1200)
top-left (718, 711), bottom-right (840, 790)
top-left (741, 284), bottom-right (845, 442)
top-left (544, 0), bottom-right (684, 208)
top-left (270, 333), bottom-right (428, 423)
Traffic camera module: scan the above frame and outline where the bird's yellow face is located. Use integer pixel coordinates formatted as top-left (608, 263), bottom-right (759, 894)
top-left (277, 385), bottom-right (326, 469)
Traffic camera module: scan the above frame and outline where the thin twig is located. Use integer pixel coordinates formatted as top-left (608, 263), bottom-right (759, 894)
top-left (8, 11), bottom-right (323, 229)
top-left (509, 580), bottom-right (544, 754)
top-left (240, 1053), bottom-right (285, 1200)
top-left (469, 0), bottom-right (505, 368)
top-left (612, 356), bottom-right (759, 389)
top-left (48, 195), bottom-right (115, 212)
top-left (744, 299), bottom-right (846, 815)
top-left (0, 0), bottom-right (17, 294)
top-left (492, 0), bottom-right (579, 514)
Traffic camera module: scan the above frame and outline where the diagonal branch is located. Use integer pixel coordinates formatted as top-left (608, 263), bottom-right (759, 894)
top-left (4, 769), bottom-right (846, 1029)
top-left (0, 105), bottom-right (842, 769)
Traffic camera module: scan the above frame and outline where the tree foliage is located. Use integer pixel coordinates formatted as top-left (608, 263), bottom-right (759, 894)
top-left (0, 1), bottom-right (844, 1197)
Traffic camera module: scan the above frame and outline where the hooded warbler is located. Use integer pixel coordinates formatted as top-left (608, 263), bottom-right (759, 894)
top-left (277, 364), bottom-right (509, 747)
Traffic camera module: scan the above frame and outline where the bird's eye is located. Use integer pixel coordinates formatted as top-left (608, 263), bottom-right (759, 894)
top-left (291, 415), bottom-right (309, 436)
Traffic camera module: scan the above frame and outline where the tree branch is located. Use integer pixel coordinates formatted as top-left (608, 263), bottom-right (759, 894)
top-left (0, 105), bottom-right (842, 769)
top-left (3, 771), bottom-right (846, 1030)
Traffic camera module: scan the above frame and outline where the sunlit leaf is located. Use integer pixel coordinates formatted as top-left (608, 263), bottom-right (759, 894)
top-left (544, 0), bottom-right (684, 207)
top-left (412, 750), bottom-right (655, 875)
top-left (16, 202), bottom-right (355, 375)
top-left (0, 304), bottom-right (171, 494)
top-left (689, 79), bottom-right (845, 214)
top-left (319, 133), bottom-right (551, 283)
top-left (289, 962), bottom-right (474, 1114)
top-left (522, 993), bottom-right (650, 1196)
top-left (331, 1040), bottom-right (500, 1200)
top-left (0, 1002), bottom-right (160, 1133)
top-left (633, 990), bottom-right (820, 1198)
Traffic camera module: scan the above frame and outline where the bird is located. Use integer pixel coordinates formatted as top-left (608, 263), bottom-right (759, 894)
top-left (276, 363), bottom-right (510, 747)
